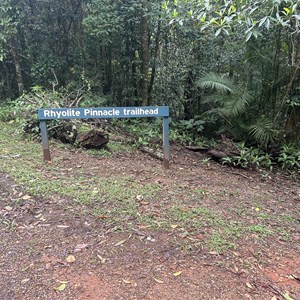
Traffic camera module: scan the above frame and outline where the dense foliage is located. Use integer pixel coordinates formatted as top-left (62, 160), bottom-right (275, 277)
top-left (0, 0), bottom-right (300, 148)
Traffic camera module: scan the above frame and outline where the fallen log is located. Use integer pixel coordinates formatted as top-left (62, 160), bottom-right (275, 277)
top-left (207, 149), bottom-right (239, 161)
top-left (207, 149), bottom-right (228, 161)
top-left (186, 145), bottom-right (209, 152)
top-left (76, 129), bottom-right (109, 149)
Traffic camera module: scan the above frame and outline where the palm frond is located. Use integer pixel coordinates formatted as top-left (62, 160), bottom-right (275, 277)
top-left (247, 118), bottom-right (277, 146)
top-left (201, 94), bottom-right (223, 104)
top-left (221, 92), bottom-right (251, 117)
top-left (197, 72), bottom-right (235, 94)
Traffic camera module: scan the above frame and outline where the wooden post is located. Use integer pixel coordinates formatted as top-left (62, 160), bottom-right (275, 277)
top-left (163, 116), bottom-right (170, 169)
top-left (39, 121), bottom-right (51, 161)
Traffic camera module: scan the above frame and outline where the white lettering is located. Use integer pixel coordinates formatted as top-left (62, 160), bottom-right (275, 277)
top-left (83, 108), bottom-right (121, 117)
top-left (84, 109), bottom-right (91, 116)
top-left (56, 111), bottom-right (61, 118)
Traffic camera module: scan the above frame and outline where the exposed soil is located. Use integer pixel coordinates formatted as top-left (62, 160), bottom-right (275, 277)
top-left (0, 144), bottom-right (300, 300)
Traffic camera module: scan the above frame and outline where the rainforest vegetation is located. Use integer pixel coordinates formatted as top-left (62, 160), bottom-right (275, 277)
top-left (0, 0), bottom-right (300, 171)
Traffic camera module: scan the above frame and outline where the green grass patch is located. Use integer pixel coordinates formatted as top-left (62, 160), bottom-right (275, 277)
top-left (108, 140), bottom-right (133, 153)
top-left (168, 205), bottom-right (242, 253)
top-left (246, 224), bottom-right (273, 235)
top-left (208, 230), bottom-right (237, 253)
top-left (257, 212), bottom-right (270, 220)
top-left (0, 121), bottom-right (160, 224)
top-left (280, 214), bottom-right (296, 223)
top-left (85, 148), bottom-right (112, 157)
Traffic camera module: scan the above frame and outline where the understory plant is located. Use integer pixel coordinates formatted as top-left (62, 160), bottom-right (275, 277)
top-left (198, 72), bottom-right (280, 147)
top-left (221, 143), bottom-right (274, 170)
top-left (169, 117), bottom-right (207, 146)
top-left (221, 142), bottom-right (300, 174)
top-left (277, 144), bottom-right (300, 172)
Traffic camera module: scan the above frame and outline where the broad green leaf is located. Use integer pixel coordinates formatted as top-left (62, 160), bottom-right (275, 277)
top-left (245, 31), bottom-right (252, 42)
top-left (215, 28), bottom-right (222, 36)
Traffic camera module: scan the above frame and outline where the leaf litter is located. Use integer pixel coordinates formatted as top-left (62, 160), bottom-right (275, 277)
top-left (0, 145), bottom-right (300, 299)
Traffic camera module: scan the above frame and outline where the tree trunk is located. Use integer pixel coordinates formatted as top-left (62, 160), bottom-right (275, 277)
top-left (148, 17), bottom-right (161, 102)
top-left (284, 31), bottom-right (300, 142)
top-left (103, 44), bottom-right (113, 95)
top-left (140, 1), bottom-right (149, 106)
top-left (10, 36), bottom-right (24, 95)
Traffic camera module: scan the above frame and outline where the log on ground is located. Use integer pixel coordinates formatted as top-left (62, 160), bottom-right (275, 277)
top-left (76, 129), bottom-right (109, 149)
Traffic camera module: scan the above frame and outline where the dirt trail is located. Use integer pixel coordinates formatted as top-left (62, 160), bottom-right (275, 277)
top-left (0, 146), bottom-right (300, 300)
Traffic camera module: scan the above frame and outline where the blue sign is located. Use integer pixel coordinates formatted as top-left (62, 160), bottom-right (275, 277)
top-left (38, 106), bottom-right (169, 120)
top-left (37, 106), bottom-right (170, 168)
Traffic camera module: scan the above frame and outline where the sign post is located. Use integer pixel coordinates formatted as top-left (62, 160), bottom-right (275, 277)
top-left (38, 106), bottom-right (170, 168)
top-left (163, 116), bottom-right (170, 169)
top-left (39, 121), bottom-right (51, 161)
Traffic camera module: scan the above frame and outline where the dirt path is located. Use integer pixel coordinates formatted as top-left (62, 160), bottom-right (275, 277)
top-left (0, 145), bottom-right (300, 300)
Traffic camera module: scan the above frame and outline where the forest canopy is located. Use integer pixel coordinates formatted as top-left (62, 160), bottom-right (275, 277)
top-left (0, 0), bottom-right (300, 146)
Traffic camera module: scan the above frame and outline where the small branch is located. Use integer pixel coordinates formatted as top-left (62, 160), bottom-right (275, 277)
top-left (231, 172), bottom-right (251, 180)
top-left (268, 284), bottom-right (283, 297)
top-left (51, 68), bottom-right (59, 93)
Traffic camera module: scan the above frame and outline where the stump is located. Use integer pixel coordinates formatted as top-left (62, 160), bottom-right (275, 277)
top-left (76, 129), bottom-right (109, 149)
top-left (24, 119), bottom-right (77, 144)
top-left (52, 122), bottom-right (77, 144)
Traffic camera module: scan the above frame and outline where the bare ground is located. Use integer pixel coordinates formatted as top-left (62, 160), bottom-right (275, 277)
top-left (0, 144), bottom-right (300, 300)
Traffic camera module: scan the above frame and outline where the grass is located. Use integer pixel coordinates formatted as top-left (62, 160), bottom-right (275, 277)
top-left (209, 230), bottom-right (237, 253)
top-left (2, 160), bottom-right (160, 225)
top-left (86, 148), bottom-right (112, 157)
top-left (0, 123), bottom-right (135, 190)
top-left (0, 120), bottom-right (299, 254)
top-left (280, 214), bottom-right (296, 223)
top-left (257, 212), bottom-right (270, 220)
top-left (108, 140), bottom-right (133, 153)
top-left (246, 224), bottom-right (273, 235)
top-left (168, 205), bottom-right (243, 253)
top-left (0, 121), bottom-right (160, 224)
